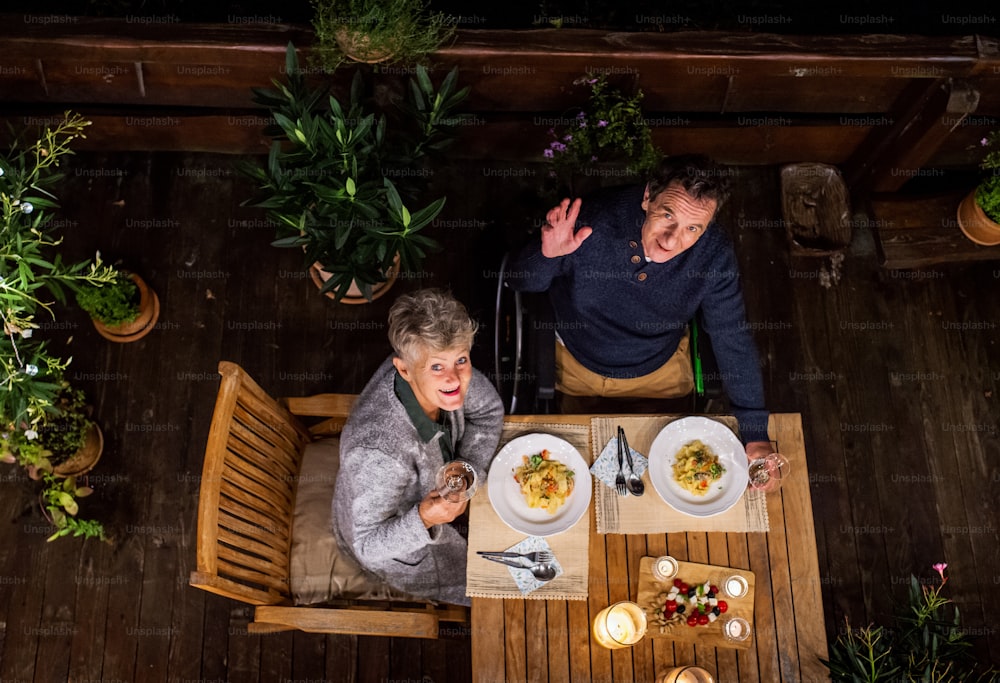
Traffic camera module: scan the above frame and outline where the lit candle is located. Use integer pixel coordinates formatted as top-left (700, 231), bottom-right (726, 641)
top-left (722, 616), bottom-right (752, 643)
top-left (723, 574), bottom-right (748, 598)
top-left (593, 601), bottom-right (647, 649)
top-left (652, 555), bottom-right (678, 582)
top-left (657, 665), bottom-right (715, 682)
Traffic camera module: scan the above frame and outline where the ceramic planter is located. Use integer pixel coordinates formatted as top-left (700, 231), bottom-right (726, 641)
top-left (957, 189), bottom-right (1000, 246)
top-left (308, 254), bottom-right (402, 304)
top-left (52, 422), bottom-right (104, 478)
top-left (91, 273), bottom-right (160, 342)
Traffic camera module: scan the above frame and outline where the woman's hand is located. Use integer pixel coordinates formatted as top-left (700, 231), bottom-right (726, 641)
top-left (418, 490), bottom-right (469, 528)
top-left (541, 198), bottom-right (593, 258)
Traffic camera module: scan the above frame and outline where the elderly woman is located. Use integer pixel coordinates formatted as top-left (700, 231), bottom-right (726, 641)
top-left (332, 289), bottom-right (504, 605)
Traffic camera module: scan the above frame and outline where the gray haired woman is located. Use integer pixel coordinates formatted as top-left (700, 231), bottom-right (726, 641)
top-left (332, 289), bottom-right (504, 605)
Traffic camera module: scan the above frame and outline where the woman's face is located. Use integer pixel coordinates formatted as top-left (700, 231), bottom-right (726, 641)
top-left (393, 345), bottom-right (473, 421)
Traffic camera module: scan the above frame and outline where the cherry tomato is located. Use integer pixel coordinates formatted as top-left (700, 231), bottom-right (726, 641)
top-left (678, 582), bottom-right (689, 593)
top-left (686, 614), bottom-right (699, 627)
top-left (666, 601), bottom-right (678, 613)
top-left (710, 585), bottom-right (720, 595)
top-left (673, 578), bottom-right (683, 588)
top-left (717, 600), bottom-right (728, 613)
top-left (697, 614), bottom-right (709, 626)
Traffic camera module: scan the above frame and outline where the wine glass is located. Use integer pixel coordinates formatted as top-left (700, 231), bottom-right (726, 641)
top-left (747, 453), bottom-right (789, 493)
top-left (435, 459), bottom-right (479, 502)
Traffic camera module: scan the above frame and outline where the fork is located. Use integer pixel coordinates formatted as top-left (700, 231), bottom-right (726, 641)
top-left (478, 550), bottom-right (554, 565)
top-left (615, 430), bottom-right (628, 496)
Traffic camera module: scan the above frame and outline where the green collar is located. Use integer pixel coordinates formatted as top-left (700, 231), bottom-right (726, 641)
top-left (394, 369), bottom-right (454, 461)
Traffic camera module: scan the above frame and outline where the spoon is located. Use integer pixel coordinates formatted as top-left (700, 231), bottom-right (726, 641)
top-left (618, 426), bottom-right (645, 497)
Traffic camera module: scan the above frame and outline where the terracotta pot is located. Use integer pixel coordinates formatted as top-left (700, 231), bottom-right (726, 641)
top-left (53, 422), bottom-right (104, 478)
top-left (91, 273), bottom-right (160, 342)
top-left (308, 254), bottom-right (402, 304)
top-left (957, 189), bottom-right (1000, 246)
top-left (335, 27), bottom-right (397, 64)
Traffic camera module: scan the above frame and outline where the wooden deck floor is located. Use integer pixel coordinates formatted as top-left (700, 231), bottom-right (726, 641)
top-left (0, 152), bottom-right (997, 681)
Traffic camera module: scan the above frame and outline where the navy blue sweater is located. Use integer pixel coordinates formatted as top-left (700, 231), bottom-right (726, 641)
top-left (506, 184), bottom-right (769, 444)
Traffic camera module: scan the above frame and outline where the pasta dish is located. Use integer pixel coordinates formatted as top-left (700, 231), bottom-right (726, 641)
top-left (513, 449), bottom-right (575, 514)
top-left (672, 440), bottom-right (725, 496)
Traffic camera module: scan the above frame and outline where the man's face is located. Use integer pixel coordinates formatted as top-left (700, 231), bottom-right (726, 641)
top-left (393, 346), bottom-right (473, 421)
top-left (640, 181), bottom-right (718, 263)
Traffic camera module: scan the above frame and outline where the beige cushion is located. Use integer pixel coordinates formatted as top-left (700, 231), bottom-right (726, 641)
top-left (289, 437), bottom-right (418, 605)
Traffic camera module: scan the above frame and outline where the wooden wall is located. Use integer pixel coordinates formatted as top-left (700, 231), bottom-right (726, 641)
top-left (1, 19), bottom-right (999, 190)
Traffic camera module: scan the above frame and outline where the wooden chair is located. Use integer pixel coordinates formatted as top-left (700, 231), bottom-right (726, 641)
top-left (189, 360), bottom-right (469, 637)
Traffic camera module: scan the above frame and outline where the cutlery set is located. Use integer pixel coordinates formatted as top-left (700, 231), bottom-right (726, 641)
top-left (615, 425), bottom-right (644, 497)
top-left (477, 550), bottom-right (557, 581)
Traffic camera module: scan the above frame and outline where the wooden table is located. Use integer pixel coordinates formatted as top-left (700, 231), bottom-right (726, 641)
top-left (470, 413), bottom-right (828, 683)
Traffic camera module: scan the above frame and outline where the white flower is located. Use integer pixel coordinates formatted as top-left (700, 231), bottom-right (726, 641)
top-left (20, 202), bottom-right (33, 214)
top-left (24, 429), bottom-right (38, 440)
top-left (21, 329), bottom-right (32, 338)
top-left (24, 364), bottom-right (39, 376)
top-left (0, 167), bottom-right (4, 177)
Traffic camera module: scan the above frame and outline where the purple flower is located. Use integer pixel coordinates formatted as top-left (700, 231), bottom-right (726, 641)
top-left (579, 119), bottom-right (588, 128)
top-left (543, 149), bottom-right (554, 159)
top-left (576, 111), bottom-right (586, 119)
top-left (982, 138), bottom-right (989, 146)
top-left (547, 128), bottom-right (555, 136)
top-left (563, 134), bottom-right (573, 142)
top-left (587, 78), bottom-right (598, 85)
top-left (597, 120), bottom-right (609, 127)
top-left (551, 141), bottom-right (567, 152)
top-left (590, 156), bottom-right (598, 162)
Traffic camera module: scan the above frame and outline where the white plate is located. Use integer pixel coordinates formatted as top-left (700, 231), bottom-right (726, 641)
top-left (648, 417), bottom-right (748, 517)
top-left (487, 433), bottom-right (591, 537)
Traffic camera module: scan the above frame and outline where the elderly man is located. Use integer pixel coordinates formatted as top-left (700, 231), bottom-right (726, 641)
top-left (505, 154), bottom-right (770, 460)
top-left (333, 289), bottom-right (504, 605)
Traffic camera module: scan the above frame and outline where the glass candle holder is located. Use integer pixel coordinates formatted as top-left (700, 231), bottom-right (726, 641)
top-left (721, 616), bottom-right (752, 643)
top-left (651, 555), bottom-right (679, 582)
top-left (592, 601), bottom-right (647, 649)
top-left (656, 665), bottom-right (716, 683)
top-left (722, 574), bottom-right (749, 599)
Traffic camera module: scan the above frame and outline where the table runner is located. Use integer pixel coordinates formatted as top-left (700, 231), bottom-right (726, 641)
top-left (466, 422), bottom-right (591, 600)
top-left (591, 416), bottom-right (769, 534)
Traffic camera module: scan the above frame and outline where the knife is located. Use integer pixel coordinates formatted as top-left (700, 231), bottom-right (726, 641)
top-left (477, 551), bottom-right (525, 559)
top-left (478, 554), bottom-right (529, 569)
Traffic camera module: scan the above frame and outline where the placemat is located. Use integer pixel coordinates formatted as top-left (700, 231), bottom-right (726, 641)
top-left (466, 421), bottom-right (592, 601)
top-left (591, 416), bottom-right (769, 534)
top-left (637, 556), bottom-right (756, 650)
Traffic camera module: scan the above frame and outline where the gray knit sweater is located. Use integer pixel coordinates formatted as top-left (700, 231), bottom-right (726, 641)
top-left (332, 357), bottom-right (504, 605)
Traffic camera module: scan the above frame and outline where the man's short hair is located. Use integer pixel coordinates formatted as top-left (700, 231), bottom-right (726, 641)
top-left (646, 154), bottom-right (731, 209)
top-left (388, 288), bottom-right (478, 364)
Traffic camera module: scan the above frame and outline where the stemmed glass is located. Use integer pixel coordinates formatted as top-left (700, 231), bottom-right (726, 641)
top-left (435, 459), bottom-right (479, 502)
top-left (747, 452), bottom-right (789, 493)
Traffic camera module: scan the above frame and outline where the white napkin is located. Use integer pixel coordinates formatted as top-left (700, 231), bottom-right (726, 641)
top-left (503, 536), bottom-right (563, 596)
top-left (589, 436), bottom-right (648, 491)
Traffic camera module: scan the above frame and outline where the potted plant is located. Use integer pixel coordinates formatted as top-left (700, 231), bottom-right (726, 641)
top-left (542, 72), bottom-right (661, 197)
top-left (821, 563), bottom-right (999, 682)
top-left (75, 262), bottom-right (160, 342)
top-left (240, 43), bottom-right (469, 302)
top-left (957, 131), bottom-right (1000, 246)
top-left (311, 0), bottom-right (456, 71)
top-left (1, 111), bottom-right (115, 542)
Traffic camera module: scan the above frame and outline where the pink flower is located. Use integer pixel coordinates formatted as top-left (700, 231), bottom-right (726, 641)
top-left (982, 138), bottom-right (990, 146)
top-left (932, 562), bottom-right (947, 577)
top-left (597, 120), bottom-right (609, 127)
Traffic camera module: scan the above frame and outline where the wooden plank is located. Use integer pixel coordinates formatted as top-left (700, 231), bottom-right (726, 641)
top-left (525, 599), bottom-right (549, 682)
top-left (1, 542), bottom-right (51, 683)
top-left (503, 599), bottom-right (528, 682)
top-left (545, 600), bottom-right (571, 683)
top-left (357, 636), bottom-right (390, 683)
top-left (588, 531), bottom-right (612, 683)
top-left (471, 598), bottom-right (505, 682)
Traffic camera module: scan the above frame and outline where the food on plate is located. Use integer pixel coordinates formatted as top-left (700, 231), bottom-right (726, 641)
top-left (646, 576), bottom-right (731, 633)
top-left (672, 439), bottom-right (726, 495)
top-left (512, 449), bottom-right (575, 514)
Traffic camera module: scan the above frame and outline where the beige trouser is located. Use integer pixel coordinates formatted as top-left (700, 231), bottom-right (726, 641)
top-left (555, 330), bottom-right (695, 399)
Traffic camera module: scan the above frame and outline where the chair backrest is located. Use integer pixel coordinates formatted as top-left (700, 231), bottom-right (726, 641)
top-left (190, 360), bottom-right (314, 605)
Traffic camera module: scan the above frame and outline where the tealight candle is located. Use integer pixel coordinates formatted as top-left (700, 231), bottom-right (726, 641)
top-left (651, 555), bottom-right (678, 582)
top-left (656, 665), bottom-right (716, 683)
top-left (722, 616), bottom-right (752, 643)
top-left (592, 601), bottom-right (647, 649)
top-left (723, 574), bottom-right (748, 599)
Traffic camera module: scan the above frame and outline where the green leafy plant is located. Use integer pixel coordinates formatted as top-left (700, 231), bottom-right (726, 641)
top-left (240, 43), bottom-right (469, 301)
top-left (543, 72), bottom-right (661, 191)
top-left (311, 0), bottom-right (456, 72)
top-left (40, 471), bottom-right (105, 542)
top-left (822, 563), bottom-right (999, 682)
top-left (974, 132), bottom-right (1000, 223)
top-left (75, 267), bottom-right (139, 326)
top-left (1, 111), bottom-right (113, 542)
